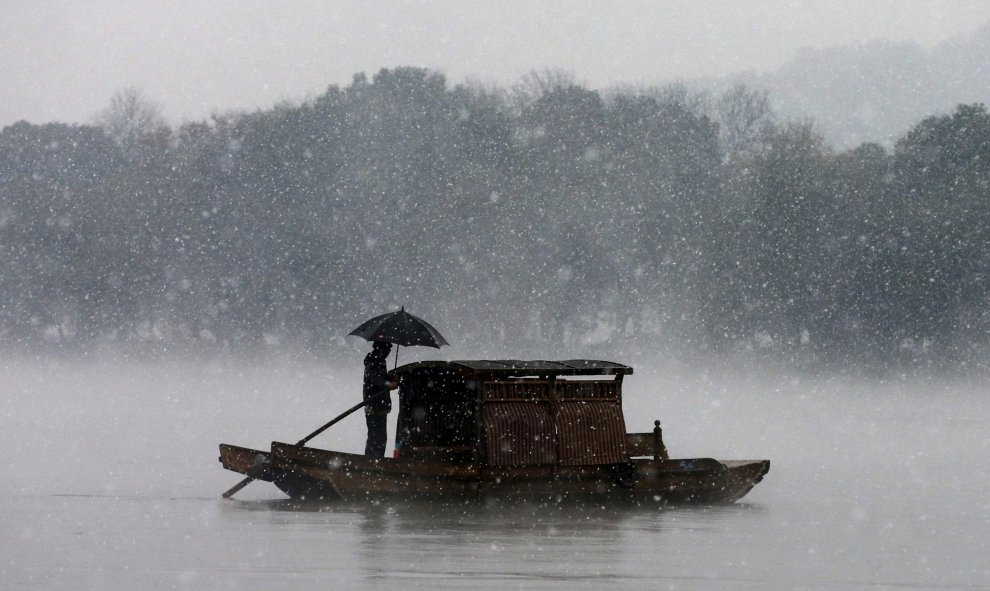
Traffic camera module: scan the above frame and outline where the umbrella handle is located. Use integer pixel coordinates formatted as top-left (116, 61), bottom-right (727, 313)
top-left (393, 345), bottom-right (400, 370)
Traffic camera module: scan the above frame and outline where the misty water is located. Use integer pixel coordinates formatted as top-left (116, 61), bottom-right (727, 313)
top-left (2, 355), bottom-right (988, 590)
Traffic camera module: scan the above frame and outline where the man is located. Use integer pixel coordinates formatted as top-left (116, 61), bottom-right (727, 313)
top-left (363, 341), bottom-right (398, 457)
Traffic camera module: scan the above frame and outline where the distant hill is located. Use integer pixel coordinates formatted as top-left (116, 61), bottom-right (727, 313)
top-left (718, 22), bottom-right (990, 149)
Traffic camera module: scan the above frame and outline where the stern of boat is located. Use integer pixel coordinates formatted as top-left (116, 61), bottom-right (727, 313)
top-left (219, 444), bottom-right (273, 480)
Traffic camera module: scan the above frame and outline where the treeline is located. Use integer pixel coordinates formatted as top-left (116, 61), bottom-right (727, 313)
top-left (1, 68), bottom-right (988, 367)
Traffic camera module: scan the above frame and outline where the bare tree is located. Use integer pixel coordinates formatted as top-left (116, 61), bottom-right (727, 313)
top-left (510, 69), bottom-right (578, 111)
top-left (95, 87), bottom-right (167, 157)
top-left (716, 83), bottom-right (776, 160)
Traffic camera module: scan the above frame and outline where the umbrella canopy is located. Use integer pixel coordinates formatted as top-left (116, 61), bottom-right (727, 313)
top-left (349, 307), bottom-right (449, 348)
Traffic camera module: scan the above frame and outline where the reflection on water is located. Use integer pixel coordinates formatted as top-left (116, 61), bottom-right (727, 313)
top-left (210, 497), bottom-right (772, 589)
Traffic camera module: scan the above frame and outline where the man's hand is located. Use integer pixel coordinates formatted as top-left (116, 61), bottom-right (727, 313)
top-left (388, 381), bottom-right (399, 390)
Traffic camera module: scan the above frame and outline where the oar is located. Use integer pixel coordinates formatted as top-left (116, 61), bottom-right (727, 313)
top-left (221, 398), bottom-right (371, 499)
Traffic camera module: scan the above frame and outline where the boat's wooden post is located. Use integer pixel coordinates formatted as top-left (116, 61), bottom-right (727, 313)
top-left (653, 420), bottom-right (669, 461)
top-left (473, 377), bottom-right (485, 466)
top-left (548, 375), bottom-right (558, 475)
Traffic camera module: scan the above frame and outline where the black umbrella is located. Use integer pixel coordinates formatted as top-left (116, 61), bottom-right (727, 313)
top-left (349, 307), bottom-right (449, 362)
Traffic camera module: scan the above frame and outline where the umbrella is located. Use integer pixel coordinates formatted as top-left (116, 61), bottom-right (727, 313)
top-left (349, 307), bottom-right (449, 349)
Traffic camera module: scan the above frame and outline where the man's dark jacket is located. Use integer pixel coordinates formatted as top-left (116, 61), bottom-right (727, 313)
top-left (363, 347), bottom-right (392, 414)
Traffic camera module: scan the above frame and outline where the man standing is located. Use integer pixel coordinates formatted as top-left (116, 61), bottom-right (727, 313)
top-left (363, 341), bottom-right (397, 457)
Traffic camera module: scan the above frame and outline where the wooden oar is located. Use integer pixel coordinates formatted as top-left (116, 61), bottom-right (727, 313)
top-left (221, 398), bottom-right (369, 499)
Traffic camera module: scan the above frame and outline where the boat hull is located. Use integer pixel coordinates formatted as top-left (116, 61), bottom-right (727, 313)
top-left (219, 442), bottom-right (769, 504)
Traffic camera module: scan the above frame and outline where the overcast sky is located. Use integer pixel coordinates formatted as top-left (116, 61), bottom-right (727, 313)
top-left (3, 0), bottom-right (990, 128)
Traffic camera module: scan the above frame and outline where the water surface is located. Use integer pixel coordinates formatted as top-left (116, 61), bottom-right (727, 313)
top-left (2, 358), bottom-right (987, 589)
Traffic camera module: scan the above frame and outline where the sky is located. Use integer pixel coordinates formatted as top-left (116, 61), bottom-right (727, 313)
top-left (3, 0), bottom-right (990, 128)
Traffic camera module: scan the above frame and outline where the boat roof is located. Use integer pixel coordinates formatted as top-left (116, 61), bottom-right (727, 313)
top-left (392, 359), bottom-right (633, 377)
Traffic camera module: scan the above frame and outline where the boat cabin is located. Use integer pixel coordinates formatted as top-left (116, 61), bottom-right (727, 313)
top-left (391, 359), bottom-right (633, 468)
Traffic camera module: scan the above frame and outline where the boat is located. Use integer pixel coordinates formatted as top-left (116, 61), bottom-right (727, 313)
top-left (219, 359), bottom-right (769, 503)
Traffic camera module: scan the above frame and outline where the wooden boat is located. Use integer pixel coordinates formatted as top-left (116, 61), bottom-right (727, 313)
top-left (219, 360), bottom-right (769, 504)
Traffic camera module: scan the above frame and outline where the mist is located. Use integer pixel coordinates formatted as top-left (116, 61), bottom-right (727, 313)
top-left (4, 4), bottom-right (990, 588)
top-left (5, 1), bottom-right (990, 129)
top-left (4, 70), bottom-right (990, 374)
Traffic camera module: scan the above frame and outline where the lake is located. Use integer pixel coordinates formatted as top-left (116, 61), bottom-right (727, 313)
top-left (1, 356), bottom-right (987, 590)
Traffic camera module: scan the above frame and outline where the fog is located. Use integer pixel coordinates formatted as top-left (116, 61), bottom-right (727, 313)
top-left (5, 5), bottom-right (990, 365)
top-left (2, 357), bottom-right (987, 589)
top-left (5, 1), bottom-right (990, 138)
top-left (4, 2), bottom-right (990, 588)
